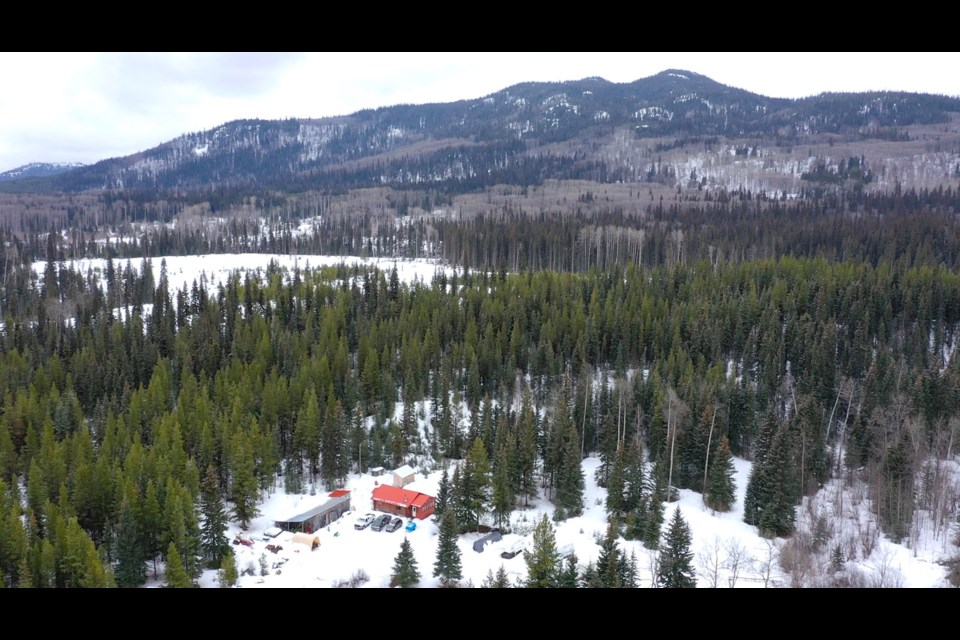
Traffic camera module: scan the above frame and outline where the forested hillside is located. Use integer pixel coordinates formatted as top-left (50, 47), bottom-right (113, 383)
top-left (1, 246), bottom-right (959, 586)
top-left (1, 70), bottom-right (959, 588)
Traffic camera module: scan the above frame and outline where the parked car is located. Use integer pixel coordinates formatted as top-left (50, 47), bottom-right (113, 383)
top-left (233, 533), bottom-right (254, 547)
top-left (371, 514), bottom-right (392, 531)
top-left (405, 520), bottom-right (417, 532)
top-left (354, 513), bottom-right (376, 530)
top-left (385, 517), bottom-right (403, 532)
top-left (500, 539), bottom-right (525, 559)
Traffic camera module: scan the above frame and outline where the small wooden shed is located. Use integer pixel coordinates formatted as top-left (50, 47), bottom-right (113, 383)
top-left (392, 464), bottom-right (416, 487)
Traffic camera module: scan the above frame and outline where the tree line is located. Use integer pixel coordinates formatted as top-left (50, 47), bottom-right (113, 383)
top-left (1, 248), bottom-right (959, 586)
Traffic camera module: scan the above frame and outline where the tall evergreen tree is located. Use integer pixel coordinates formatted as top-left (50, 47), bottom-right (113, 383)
top-left (558, 552), bottom-right (580, 588)
top-left (605, 446), bottom-right (626, 517)
top-left (657, 508), bottom-right (696, 588)
top-left (554, 420), bottom-right (585, 517)
top-left (433, 508), bottom-right (462, 587)
top-left (458, 437), bottom-right (490, 532)
top-left (525, 514), bottom-right (560, 588)
top-left (516, 390), bottom-right (539, 506)
top-left (199, 465), bottom-right (230, 569)
top-left (218, 549), bottom-right (238, 588)
top-left (320, 390), bottom-right (347, 490)
top-left (294, 386), bottom-right (321, 483)
top-left (141, 480), bottom-right (162, 580)
top-left (164, 541), bottom-right (193, 588)
top-left (704, 435), bottom-right (736, 512)
top-left (434, 464), bottom-right (451, 521)
top-left (743, 406), bottom-right (779, 526)
top-left (746, 418), bottom-right (799, 538)
top-left (490, 439), bottom-right (515, 529)
top-left (230, 432), bottom-right (260, 530)
top-left (642, 491), bottom-right (664, 551)
top-left (113, 497), bottom-right (146, 588)
top-left (390, 537), bottom-right (421, 588)
top-left (593, 517), bottom-right (624, 588)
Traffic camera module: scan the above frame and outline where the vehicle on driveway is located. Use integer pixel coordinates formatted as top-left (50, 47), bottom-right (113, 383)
top-left (233, 533), bottom-right (254, 547)
top-left (355, 513), bottom-right (376, 530)
top-left (405, 520), bottom-right (417, 532)
top-left (500, 539), bottom-right (525, 559)
top-left (371, 514), bottom-right (392, 531)
top-left (385, 517), bottom-right (403, 532)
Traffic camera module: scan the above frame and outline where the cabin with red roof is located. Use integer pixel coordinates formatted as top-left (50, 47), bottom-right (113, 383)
top-left (371, 484), bottom-right (436, 520)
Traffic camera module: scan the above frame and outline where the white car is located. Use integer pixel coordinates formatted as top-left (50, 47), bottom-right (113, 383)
top-left (354, 513), bottom-right (376, 530)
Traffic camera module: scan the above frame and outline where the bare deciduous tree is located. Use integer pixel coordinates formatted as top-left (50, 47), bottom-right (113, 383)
top-left (867, 548), bottom-right (905, 588)
top-left (752, 538), bottom-right (780, 588)
top-left (697, 536), bottom-right (724, 588)
top-left (724, 539), bottom-right (750, 588)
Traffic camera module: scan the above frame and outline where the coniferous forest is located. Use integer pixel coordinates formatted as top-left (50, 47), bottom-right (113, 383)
top-left (3, 186), bottom-right (960, 587)
top-left (2, 73), bottom-right (960, 588)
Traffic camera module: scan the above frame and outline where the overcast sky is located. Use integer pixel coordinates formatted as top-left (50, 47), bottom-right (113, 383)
top-left (2, 52), bottom-right (959, 173)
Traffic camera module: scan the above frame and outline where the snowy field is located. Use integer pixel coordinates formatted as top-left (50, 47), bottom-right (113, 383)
top-left (32, 253), bottom-right (448, 295)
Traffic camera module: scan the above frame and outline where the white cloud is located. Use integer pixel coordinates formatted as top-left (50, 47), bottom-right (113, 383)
top-left (2, 52), bottom-right (959, 173)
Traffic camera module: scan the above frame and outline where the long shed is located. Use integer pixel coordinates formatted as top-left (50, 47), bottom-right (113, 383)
top-left (274, 491), bottom-right (351, 534)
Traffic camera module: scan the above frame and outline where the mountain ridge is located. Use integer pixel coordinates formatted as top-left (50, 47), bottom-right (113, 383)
top-left (4, 69), bottom-right (960, 196)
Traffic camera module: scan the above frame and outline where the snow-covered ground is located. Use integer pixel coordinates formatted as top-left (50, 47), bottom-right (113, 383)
top-left (32, 253), bottom-right (448, 295)
top-left (191, 450), bottom-right (953, 588)
top-left (25, 252), bottom-right (958, 587)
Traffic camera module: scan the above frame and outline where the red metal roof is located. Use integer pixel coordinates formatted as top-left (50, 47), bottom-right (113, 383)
top-left (372, 484), bottom-right (432, 507)
top-left (328, 489), bottom-right (351, 498)
top-left (411, 493), bottom-right (432, 508)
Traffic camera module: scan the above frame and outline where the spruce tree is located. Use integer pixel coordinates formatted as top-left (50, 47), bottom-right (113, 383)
top-left (525, 514), bottom-right (560, 588)
top-left (164, 541), bottom-right (193, 588)
top-left (142, 481), bottom-right (162, 580)
top-left (433, 508), bottom-right (462, 587)
top-left (199, 465), bottom-right (230, 569)
top-left (642, 494), bottom-right (664, 550)
top-left (743, 407), bottom-right (779, 527)
top-left (219, 549), bottom-right (238, 587)
top-left (620, 550), bottom-right (639, 588)
top-left (113, 497), bottom-right (146, 588)
top-left (704, 436), bottom-right (736, 512)
top-left (481, 565), bottom-right (512, 588)
top-left (516, 390), bottom-right (539, 507)
top-left (594, 517), bottom-right (623, 588)
top-left (320, 389), bottom-right (347, 490)
top-left (459, 437), bottom-right (490, 532)
top-left (434, 464), bottom-right (450, 521)
top-left (554, 420), bottom-right (584, 517)
top-left (230, 432), bottom-right (260, 530)
top-left (491, 439), bottom-right (516, 529)
top-left (558, 552), bottom-right (580, 588)
top-left (657, 508), bottom-right (696, 588)
top-left (390, 537), bottom-right (421, 588)
top-left (753, 422), bottom-right (799, 538)
top-left (605, 447), bottom-right (626, 517)
top-left (830, 544), bottom-right (845, 573)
